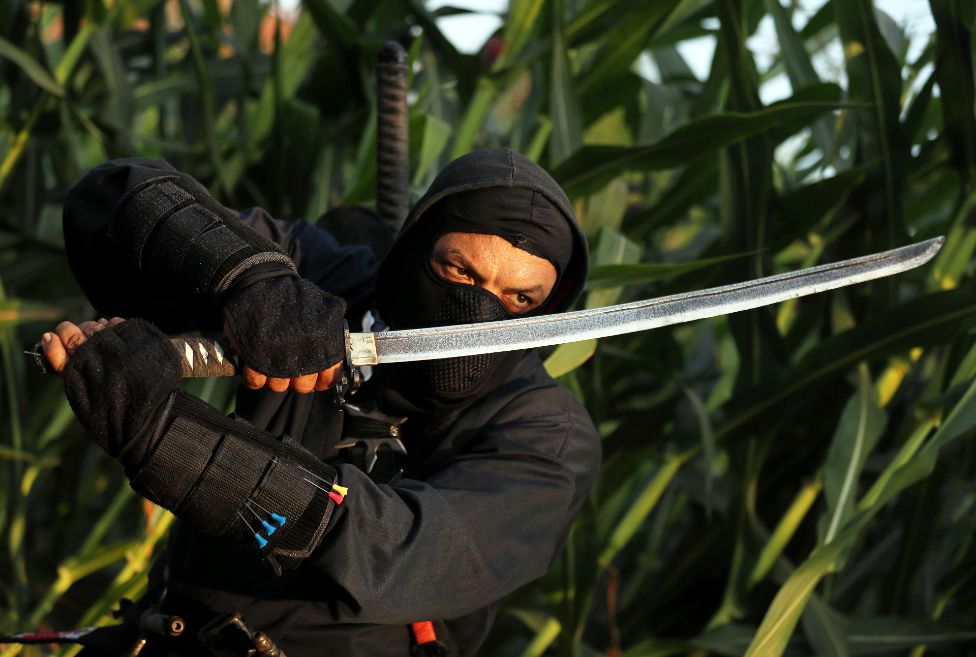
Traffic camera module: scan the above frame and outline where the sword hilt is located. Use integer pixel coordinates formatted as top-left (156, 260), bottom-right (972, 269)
top-left (28, 334), bottom-right (363, 391)
top-left (170, 336), bottom-right (240, 378)
top-left (375, 41), bottom-right (410, 237)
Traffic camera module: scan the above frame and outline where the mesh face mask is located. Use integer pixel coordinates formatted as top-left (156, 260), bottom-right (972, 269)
top-left (417, 285), bottom-right (510, 395)
top-left (373, 169), bottom-right (585, 415)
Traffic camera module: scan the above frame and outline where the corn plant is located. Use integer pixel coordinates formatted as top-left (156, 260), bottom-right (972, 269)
top-left (0, 1), bottom-right (973, 656)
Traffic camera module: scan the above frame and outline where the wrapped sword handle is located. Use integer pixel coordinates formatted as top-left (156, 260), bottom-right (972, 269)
top-left (28, 323), bottom-right (360, 393)
top-left (170, 336), bottom-right (240, 378)
top-left (172, 322), bottom-right (359, 391)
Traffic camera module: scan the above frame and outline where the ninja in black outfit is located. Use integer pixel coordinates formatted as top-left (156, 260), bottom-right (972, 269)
top-left (51, 149), bottom-right (600, 656)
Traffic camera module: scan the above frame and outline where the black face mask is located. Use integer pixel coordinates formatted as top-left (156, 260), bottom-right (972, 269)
top-left (374, 181), bottom-right (579, 417)
top-left (406, 285), bottom-right (512, 395)
top-left (375, 227), bottom-right (529, 414)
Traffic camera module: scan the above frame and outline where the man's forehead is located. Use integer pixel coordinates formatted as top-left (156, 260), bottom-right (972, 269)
top-left (432, 232), bottom-right (557, 290)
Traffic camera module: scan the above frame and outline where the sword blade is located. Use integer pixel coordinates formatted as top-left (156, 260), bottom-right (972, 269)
top-left (353, 237), bottom-right (944, 366)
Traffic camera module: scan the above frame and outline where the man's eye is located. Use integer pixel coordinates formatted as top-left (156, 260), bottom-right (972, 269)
top-left (516, 294), bottom-right (531, 306)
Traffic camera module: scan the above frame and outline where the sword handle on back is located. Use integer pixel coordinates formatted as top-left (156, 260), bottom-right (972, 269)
top-left (375, 41), bottom-right (410, 236)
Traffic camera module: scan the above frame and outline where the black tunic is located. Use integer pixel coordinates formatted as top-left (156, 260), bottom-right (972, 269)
top-left (62, 157), bottom-right (601, 656)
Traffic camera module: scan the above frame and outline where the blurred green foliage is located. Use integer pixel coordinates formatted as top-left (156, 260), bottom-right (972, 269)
top-left (0, 1), bottom-right (974, 656)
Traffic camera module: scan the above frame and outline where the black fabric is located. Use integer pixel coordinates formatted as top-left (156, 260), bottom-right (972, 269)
top-left (149, 352), bottom-right (599, 656)
top-left (426, 187), bottom-right (574, 281)
top-left (132, 391), bottom-right (339, 573)
top-left (317, 204), bottom-right (396, 259)
top-left (60, 319), bottom-right (182, 459)
top-left (222, 275), bottom-right (347, 377)
top-left (391, 148), bottom-right (589, 314)
top-left (377, 285), bottom-right (526, 414)
top-left (63, 159), bottom-right (296, 333)
top-left (59, 151), bottom-right (599, 657)
top-left (373, 149), bottom-right (588, 416)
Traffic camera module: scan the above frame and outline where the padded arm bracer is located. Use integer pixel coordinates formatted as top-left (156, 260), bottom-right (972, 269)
top-left (110, 174), bottom-right (296, 302)
top-left (133, 392), bottom-right (343, 574)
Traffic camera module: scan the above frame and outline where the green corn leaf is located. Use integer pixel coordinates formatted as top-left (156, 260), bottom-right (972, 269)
top-left (343, 104), bottom-right (378, 204)
top-left (847, 617), bottom-right (976, 653)
top-left (301, 0), bottom-right (360, 49)
top-left (549, 0), bottom-right (583, 166)
top-left (930, 191), bottom-right (976, 291)
top-left (565, 0), bottom-right (633, 46)
top-left (929, 0), bottom-right (976, 179)
top-left (577, 1), bottom-right (681, 102)
top-left (0, 36), bottom-right (65, 97)
top-left (721, 288), bottom-right (976, 440)
top-left (585, 251), bottom-right (750, 289)
top-left (656, 0), bottom-right (716, 37)
top-left (749, 478), bottom-right (823, 586)
top-left (497, 0), bottom-right (547, 70)
top-left (517, 616), bottom-right (562, 657)
top-left (412, 114), bottom-right (452, 187)
top-left (716, 0), bottom-right (781, 391)
top-left (554, 94), bottom-right (843, 199)
top-left (950, 340), bottom-right (976, 388)
top-left (545, 340), bottom-right (598, 379)
top-left (867, 375), bottom-right (976, 511)
top-left (450, 79), bottom-right (497, 159)
top-left (525, 116), bottom-right (553, 162)
top-left (801, 596), bottom-right (850, 657)
top-left (624, 155), bottom-right (719, 237)
top-left (584, 178), bottom-right (629, 232)
top-left (587, 226), bottom-right (641, 309)
top-left (223, 12), bottom-right (317, 185)
top-left (545, 227), bottom-right (640, 376)
top-left (747, 374), bottom-right (976, 657)
top-left (835, 0), bottom-right (910, 252)
top-left (179, 0), bottom-right (230, 196)
top-left (763, 0), bottom-right (834, 161)
top-left (821, 366), bottom-right (887, 545)
top-left (770, 168), bottom-right (868, 251)
top-left (597, 449), bottom-right (694, 570)
top-left (743, 524), bottom-right (856, 657)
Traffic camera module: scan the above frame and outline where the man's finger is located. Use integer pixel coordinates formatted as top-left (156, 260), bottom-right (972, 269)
top-left (78, 320), bottom-right (105, 338)
top-left (243, 365), bottom-right (267, 390)
top-left (266, 377), bottom-right (290, 393)
top-left (106, 317), bottom-right (125, 327)
top-left (55, 321), bottom-right (87, 354)
top-left (42, 332), bottom-right (68, 373)
top-left (290, 373), bottom-right (318, 394)
top-left (314, 362), bottom-right (344, 391)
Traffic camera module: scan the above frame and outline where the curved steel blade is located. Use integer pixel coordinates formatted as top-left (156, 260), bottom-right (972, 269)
top-left (351, 237), bottom-right (944, 366)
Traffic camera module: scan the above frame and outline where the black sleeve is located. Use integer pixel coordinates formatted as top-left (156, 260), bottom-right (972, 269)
top-left (63, 158), bottom-right (378, 329)
top-left (304, 384), bottom-right (601, 623)
top-left (237, 208), bottom-right (378, 321)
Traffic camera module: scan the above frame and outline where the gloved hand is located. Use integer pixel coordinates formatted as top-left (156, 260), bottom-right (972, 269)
top-left (222, 275), bottom-right (347, 393)
top-left (51, 319), bottom-right (182, 464)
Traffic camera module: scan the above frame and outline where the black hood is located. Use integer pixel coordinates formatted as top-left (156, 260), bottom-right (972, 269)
top-left (376, 148), bottom-right (588, 322)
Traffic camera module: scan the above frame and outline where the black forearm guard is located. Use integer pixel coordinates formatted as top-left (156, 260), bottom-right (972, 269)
top-left (110, 170), bottom-right (295, 302)
top-left (134, 392), bottom-right (342, 574)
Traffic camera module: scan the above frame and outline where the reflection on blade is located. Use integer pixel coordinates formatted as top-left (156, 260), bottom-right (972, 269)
top-left (361, 237), bottom-right (944, 366)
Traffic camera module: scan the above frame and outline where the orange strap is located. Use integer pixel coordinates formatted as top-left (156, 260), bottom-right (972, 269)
top-left (411, 621), bottom-right (437, 645)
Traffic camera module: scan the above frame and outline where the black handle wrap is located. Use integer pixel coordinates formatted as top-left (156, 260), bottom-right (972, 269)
top-left (375, 41), bottom-right (410, 236)
top-left (172, 336), bottom-right (240, 378)
top-left (32, 336), bottom-right (354, 382)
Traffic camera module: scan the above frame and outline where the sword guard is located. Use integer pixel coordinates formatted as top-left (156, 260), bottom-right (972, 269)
top-left (342, 321), bottom-right (363, 394)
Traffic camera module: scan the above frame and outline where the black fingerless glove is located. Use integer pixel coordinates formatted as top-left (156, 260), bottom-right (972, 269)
top-left (61, 319), bottom-right (182, 462)
top-left (222, 276), bottom-right (346, 377)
